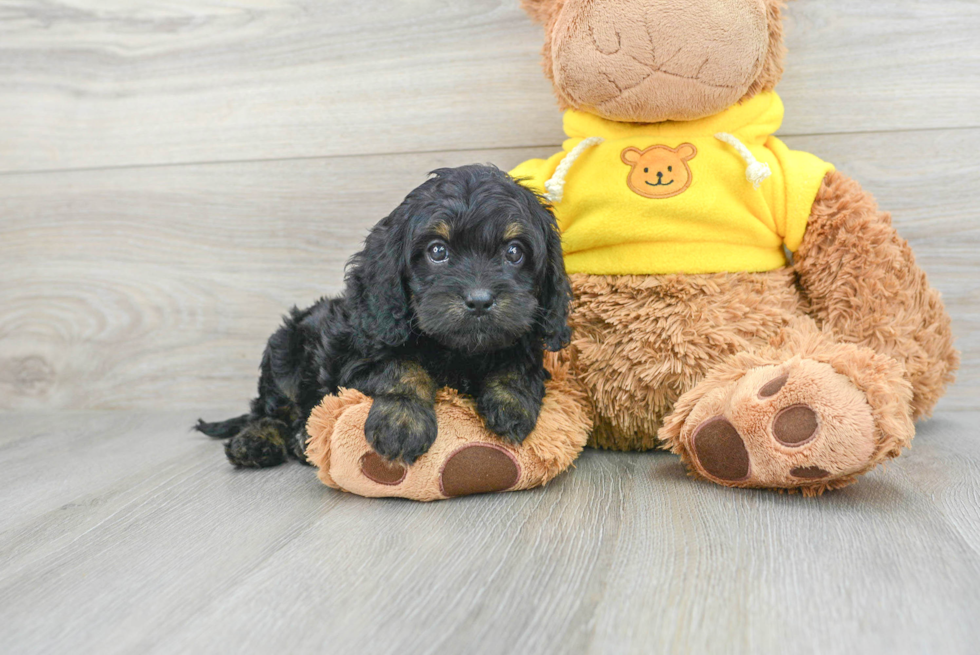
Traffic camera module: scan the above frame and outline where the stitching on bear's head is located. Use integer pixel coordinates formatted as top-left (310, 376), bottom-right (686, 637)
top-left (526, 0), bottom-right (788, 118)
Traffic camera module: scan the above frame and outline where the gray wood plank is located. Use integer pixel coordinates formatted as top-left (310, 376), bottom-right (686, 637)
top-left (1, 129), bottom-right (977, 412)
top-left (0, 410), bottom-right (978, 654)
top-left (0, 409), bottom-right (236, 537)
top-left (0, 0), bottom-right (977, 173)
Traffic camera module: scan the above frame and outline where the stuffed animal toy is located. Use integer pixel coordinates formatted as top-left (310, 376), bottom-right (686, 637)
top-left (510, 0), bottom-right (958, 494)
top-left (308, 0), bottom-right (958, 498)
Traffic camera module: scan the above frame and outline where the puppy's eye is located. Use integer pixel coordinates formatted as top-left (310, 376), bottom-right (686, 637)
top-left (504, 242), bottom-right (524, 265)
top-left (426, 241), bottom-right (449, 263)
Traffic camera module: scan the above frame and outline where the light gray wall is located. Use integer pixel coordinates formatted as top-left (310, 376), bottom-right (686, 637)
top-left (1, 0), bottom-right (977, 411)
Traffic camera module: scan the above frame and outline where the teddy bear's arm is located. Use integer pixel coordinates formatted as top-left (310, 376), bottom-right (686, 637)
top-left (794, 170), bottom-right (959, 418)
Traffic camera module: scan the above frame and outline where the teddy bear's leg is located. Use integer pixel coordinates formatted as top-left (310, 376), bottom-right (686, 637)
top-left (304, 353), bottom-right (592, 501)
top-left (659, 317), bottom-right (915, 495)
top-left (567, 270), bottom-right (805, 451)
top-left (795, 171), bottom-right (959, 418)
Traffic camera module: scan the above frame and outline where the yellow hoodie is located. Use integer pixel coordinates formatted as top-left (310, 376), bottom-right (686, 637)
top-left (510, 92), bottom-right (834, 275)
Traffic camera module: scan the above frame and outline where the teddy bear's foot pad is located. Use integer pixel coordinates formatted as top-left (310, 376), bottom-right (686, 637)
top-left (691, 418), bottom-right (749, 482)
top-left (440, 444), bottom-right (520, 497)
top-left (681, 358), bottom-right (878, 493)
top-left (790, 465), bottom-right (832, 479)
top-left (772, 405), bottom-right (819, 445)
top-left (359, 452), bottom-right (408, 486)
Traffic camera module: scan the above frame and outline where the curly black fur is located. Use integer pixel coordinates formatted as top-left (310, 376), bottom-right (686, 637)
top-left (196, 165), bottom-right (572, 467)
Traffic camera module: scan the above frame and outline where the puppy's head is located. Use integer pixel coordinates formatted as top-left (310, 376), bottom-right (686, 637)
top-left (346, 165), bottom-right (571, 355)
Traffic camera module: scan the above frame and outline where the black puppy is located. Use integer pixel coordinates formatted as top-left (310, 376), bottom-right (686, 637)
top-left (196, 165), bottom-right (572, 468)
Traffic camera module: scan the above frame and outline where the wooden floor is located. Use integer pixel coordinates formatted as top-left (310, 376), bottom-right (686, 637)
top-left (1, 1), bottom-right (979, 653)
top-left (1, 410), bottom-right (978, 654)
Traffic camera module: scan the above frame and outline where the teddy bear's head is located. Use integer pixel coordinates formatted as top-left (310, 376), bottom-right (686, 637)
top-left (522, 0), bottom-right (787, 123)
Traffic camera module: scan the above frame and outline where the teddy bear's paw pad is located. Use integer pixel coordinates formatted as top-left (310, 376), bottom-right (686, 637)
top-left (772, 405), bottom-right (819, 446)
top-left (439, 444), bottom-right (521, 498)
top-left (680, 359), bottom-right (877, 491)
top-left (789, 466), bottom-right (831, 480)
top-left (359, 452), bottom-right (407, 486)
top-left (758, 374), bottom-right (788, 398)
top-left (691, 418), bottom-right (750, 482)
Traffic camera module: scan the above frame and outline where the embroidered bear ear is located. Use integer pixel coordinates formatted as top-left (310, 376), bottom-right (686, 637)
top-left (621, 147), bottom-right (643, 165)
top-left (676, 143), bottom-right (698, 161)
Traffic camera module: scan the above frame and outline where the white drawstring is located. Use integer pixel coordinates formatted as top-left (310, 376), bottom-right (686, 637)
top-left (715, 132), bottom-right (771, 188)
top-left (543, 136), bottom-right (605, 203)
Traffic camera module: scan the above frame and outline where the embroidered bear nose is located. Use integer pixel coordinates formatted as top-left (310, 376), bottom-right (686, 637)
top-left (464, 289), bottom-right (495, 315)
top-left (657, 171), bottom-right (664, 178)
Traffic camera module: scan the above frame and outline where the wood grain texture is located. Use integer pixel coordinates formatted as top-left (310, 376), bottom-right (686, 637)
top-left (0, 0), bottom-right (978, 173)
top-left (0, 409), bottom-right (978, 654)
top-left (2, 130), bottom-right (977, 411)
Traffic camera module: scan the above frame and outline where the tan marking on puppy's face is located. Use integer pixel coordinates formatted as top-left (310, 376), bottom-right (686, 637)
top-left (429, 221), bottom-right (451, 240)
top-left (504, 223), bottom-right (523, 240)
top-left (621, 144), bottom-right (698, 199)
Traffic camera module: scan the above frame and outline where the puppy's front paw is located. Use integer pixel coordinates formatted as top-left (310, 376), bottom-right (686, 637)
top-left (364, 396), bottom-right (438, 464)
top-left (478, 392), bottom-right (540, 444)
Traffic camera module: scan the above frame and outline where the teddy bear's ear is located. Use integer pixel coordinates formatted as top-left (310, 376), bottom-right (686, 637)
top-left (621, 147), bottom-right (642, 165)
top-left (521, 0), bottom-right (559, 24)
top-left (745, 0), bottom-right (789, 97)
top-left (676, 144), bottom-right (698, 161)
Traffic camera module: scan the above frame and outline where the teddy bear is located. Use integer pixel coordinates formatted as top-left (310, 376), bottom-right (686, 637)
top-left (307, 0), bottom-right (958, 498)
top-left (509, 0), bottom-right (958, 494)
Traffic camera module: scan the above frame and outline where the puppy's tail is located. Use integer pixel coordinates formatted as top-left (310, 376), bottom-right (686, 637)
top-left (195, 414), bottom-right (251, 439)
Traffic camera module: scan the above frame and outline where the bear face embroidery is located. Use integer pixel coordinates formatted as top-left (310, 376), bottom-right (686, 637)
top-left (621, 144), bottom-right (698, 199)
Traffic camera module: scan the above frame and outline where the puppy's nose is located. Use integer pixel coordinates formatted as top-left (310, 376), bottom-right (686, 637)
top-left (464, 289), bottom-right (495, 315)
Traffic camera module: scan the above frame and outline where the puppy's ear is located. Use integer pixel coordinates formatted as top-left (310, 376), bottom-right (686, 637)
top-left (530, 196), bottom-right (572, 352)
top-left (345, 205), bottom-right (413, 352)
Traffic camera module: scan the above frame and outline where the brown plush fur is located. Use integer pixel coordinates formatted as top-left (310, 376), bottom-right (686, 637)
top-left (796, 171), bottom-right (959, 419)
top-left (523, 0), bottom-right (788, 122)
top-left (743, 0), bottom-right (787, 101)
top-left (567, 268), bottom-right (804, 450)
